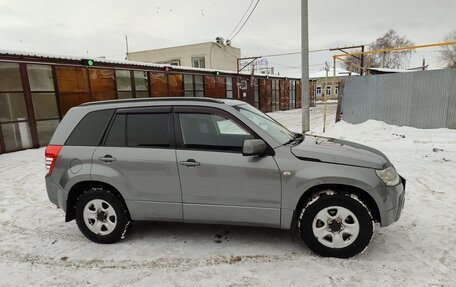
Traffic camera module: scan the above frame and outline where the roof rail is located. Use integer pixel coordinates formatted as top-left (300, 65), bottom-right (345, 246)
top-left (79, 97), bottom-right (224, 107)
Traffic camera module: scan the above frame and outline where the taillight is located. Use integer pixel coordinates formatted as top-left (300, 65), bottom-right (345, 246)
top-left (45, 145), bottom-right (62, 175)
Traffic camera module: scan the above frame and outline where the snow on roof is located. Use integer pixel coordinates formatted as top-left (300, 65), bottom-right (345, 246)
top-left (0, 49), bottom-right (298, 79)
top-left (309, 68), bottom-right (360, 79)
top-left (368, 67), bottom-right (415, 73)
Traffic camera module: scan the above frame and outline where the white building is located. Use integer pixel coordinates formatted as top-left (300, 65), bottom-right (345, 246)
top-left (126, 40), bottom-right (241, 71)
top-left (310, 68), bottom-right (359, 100)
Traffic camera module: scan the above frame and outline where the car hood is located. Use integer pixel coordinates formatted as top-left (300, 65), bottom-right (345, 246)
top-left (290, 135), bottom-right (389, 169)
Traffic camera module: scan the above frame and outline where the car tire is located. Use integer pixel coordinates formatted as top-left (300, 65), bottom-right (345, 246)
top-left (75, 187), bottom-right (131, 244)
top-left (298, 192), bottom-right (373, 258)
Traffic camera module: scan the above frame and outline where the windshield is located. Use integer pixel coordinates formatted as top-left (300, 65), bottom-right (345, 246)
top-left (235, 104), bottom-right (296, 145)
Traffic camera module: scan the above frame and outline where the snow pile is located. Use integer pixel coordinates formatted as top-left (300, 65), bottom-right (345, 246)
top-left (0, 103), bottom-right (455, 286)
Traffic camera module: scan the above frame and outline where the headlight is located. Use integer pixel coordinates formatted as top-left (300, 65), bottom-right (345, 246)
top-left (375, 166), bottom-right (400, 186)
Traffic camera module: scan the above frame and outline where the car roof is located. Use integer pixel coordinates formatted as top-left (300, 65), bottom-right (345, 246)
top-left (79, 97), bottom-right (246, 108)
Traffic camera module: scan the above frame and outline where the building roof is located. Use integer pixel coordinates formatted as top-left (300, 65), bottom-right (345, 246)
top-left (128, 41), bottom-right (239, 54)
top-left (309, 68), bottom-right (360, 79)
top-left (367, 67), bottom-right (416, 74)
top-left (0, 49), bottom-right (298, 80)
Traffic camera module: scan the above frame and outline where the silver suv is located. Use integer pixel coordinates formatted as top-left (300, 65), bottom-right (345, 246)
top-left (45, 98), bottom-right (405, 258)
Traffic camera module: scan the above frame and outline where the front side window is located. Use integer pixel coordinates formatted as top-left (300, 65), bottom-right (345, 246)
top-left (179, 112), bottom-right (252, 152)
top-left (105, 113), bottom-right (170, 148)
top-left (236, 104), bottom-right (294, 145)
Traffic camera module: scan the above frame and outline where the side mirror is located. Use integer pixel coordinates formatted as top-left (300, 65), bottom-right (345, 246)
top-left (242, 139), bottom-right (267, 156)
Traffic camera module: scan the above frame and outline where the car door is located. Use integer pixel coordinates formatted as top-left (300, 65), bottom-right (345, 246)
top-left (175, 106), bottom-right (281, 227)
top-left (91, 106), bottom-right (183, 222)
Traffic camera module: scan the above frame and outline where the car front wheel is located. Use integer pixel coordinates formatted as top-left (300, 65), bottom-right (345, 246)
top-left (298, 192), bottom-right (373, 258)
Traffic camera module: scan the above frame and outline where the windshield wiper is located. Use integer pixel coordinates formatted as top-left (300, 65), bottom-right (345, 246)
top-left (284, 133), bottom-right (303, 146)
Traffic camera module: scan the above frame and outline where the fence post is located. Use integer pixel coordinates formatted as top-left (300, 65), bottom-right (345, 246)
top-left (336, 80), bottom-right (344, 122)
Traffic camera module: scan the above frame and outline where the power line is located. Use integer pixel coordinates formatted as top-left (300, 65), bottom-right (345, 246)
top-left (226, 0), bottom-right (255, 40)
top-left (229, 0), bottom-right (260, 41)
top-left (267, 61), bottom-right (326, 69)
top-left (242, 48), bottom-right (330, 59)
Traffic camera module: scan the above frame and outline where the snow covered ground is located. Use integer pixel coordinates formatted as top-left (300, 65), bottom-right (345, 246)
top-left (1, 103), bottom-right (456, 286)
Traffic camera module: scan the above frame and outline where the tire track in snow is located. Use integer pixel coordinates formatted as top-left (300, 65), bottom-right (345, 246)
top-left (0, 220), bottom-right (83, 242)
top-left (0, 248), bottom-right (302, 270)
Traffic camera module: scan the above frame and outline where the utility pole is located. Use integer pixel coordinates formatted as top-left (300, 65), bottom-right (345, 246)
top-left (322, 62), bottom-right (330, 133)
top-left (125, 35), bottom-right (129, 60)
top-left (360, 46), bottom-right (365, 75)
top-left (301, 0), bottom-right (310, 133)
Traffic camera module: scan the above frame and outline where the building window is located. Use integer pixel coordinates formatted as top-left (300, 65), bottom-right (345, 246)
top-left (133, 70), bottom-right (149, 98)
top-left (184, 74), bottom-right (204, 97)
top-left (316, 86), bottom-right (322, 96)
top-left (335, 84), bottom-right (339, 96)
top-left (115, 70), bottom-right (133, 99)
top-left (326, 85), bottom-right (331, 96)
top-left (253, 79), bottom-right (259, 109)
top-left (271, 79), bottom-right (280, 112)
top-left (226, 76), bottom-right (233, 98)
top-left (195, 75), bottom-right (204, 97)
top-left (89, 68), bottom-right (116, 102)
top-left (289, 80), bottom-right (296, 109)
top-left (150, 72), bottom-right (167, 97)
top-left (168, 74), bottom-right (184, 97)
top-left (184, 74), bottom-right (194, 97)
top-left (158, 59), bottom-right (181, 66)
top-left (27, 64), bottom-right (60, 146)
top-left (191, 57), bottom-right (205, 68)
top-left (55, 66), bottom-right (90, 115)
top-left (0, 63), bottom-right (33, 152)
top-left (204, 76), bottom-right (225, 98)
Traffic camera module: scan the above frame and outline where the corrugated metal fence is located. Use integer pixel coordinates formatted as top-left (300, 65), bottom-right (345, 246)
top-left (341, 69), bottom-right (456, 129)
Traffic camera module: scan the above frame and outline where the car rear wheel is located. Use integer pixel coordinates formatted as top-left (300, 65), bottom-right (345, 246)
top-left (298, 192), bottom-right (373, 258)
top-left (75, 187), bottom-right (131, 244)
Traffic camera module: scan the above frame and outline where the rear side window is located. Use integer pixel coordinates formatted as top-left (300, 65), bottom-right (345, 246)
top-left (65, 109), bottom-right (114, 146)
top-left (105, 114), bottom-right (126, 146)
top-left (105, 113), bottom-right (171, 148)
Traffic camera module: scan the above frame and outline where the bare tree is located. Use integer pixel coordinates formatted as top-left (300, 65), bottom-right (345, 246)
top-left (343, 29), bottom-right (415, 72)
top-left (439, 31), bottom-right (456, 68)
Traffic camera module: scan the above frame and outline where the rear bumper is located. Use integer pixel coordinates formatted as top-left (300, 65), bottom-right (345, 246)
top-left (380, 175), bottom-right (406, 227)
top-left (45, 175), bottom-right (67, 212)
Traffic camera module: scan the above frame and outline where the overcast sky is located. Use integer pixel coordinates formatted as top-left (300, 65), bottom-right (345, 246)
top-left (0, 0), bottom-right (454, 77)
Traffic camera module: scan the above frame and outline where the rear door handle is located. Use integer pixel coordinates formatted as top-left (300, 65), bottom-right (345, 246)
top-left (98, 155), bottom-right (116, 163)
top-left (179, 159), bottom-right (200, 167)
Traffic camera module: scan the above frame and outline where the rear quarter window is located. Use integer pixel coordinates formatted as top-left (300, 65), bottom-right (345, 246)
top-left (65, 109), bottom-right (114, 146)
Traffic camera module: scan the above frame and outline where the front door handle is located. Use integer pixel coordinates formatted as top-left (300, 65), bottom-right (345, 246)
top-left (179, 159), bottom-right (200, 167)
top-left (98, 155), bottom-right (116, 163)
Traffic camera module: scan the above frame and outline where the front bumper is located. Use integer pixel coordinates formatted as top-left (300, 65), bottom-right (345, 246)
top-left (380, 175), bottom-right (406, 227)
